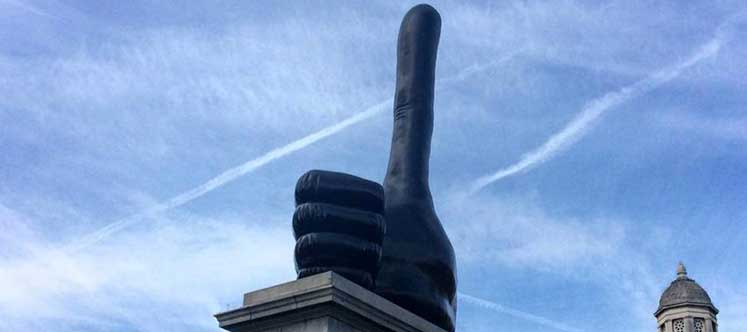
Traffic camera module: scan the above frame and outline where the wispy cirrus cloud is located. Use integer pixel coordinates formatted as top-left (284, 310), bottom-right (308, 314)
top-left (0, 0), bottom-right (58, 19)
top-left (442, 191), bottom-right (667, 326)
top-left (0, 203), bottom-right (293, 331)
top-left (459, 292), bottom-right (584, 332)
top-left (655, 111), bottom-right (747, 142)
top-left (61, 50), bottom-right (523, 252)
top-left (468, 15), bottom-right (736, 193)
top-left (2, 1), bottom-right (747, 332)
top-left (443, 194), bottom-right (625, 271)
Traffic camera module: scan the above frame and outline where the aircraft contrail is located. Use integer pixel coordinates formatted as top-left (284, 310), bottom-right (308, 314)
top-left (2, 0), bottom-right (59, 19)
top-left (459, 292), bottom-right (584, 332)
top-left (468, 24), bottom-right (732, 195)
top-left (44, 15), bottom-right (743, 329)
top-left (64, 51), bottom-right (522, 253)
top-left (63, 99), bottom-right (388, 252)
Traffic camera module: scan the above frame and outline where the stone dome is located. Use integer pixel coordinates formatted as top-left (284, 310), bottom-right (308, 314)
top-left (655, 262), bottom-right (718, 316)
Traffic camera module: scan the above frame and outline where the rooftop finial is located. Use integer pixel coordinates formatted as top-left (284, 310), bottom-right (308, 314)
top-left (677, 261), bottom-right (687, 278)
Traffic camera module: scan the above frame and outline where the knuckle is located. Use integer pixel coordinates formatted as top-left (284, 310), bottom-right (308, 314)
top-left (294, 233), bottom-right (381, 270)
top-left (295, 170), bottom-right (321, 205)
top-left (292, 203), bottom-right (326, 238)
top-left (294, 203), bottom-right (325, 223)
top-left (293, 203), bottom-right (385, 243)
top-left (393, 104), bottom-right (411, 121)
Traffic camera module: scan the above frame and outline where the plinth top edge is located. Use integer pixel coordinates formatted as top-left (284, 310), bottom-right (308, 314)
top-left (215, 272), bottom-right (447, 332)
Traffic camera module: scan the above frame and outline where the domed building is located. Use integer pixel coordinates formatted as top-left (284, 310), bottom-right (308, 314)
top-left (655, 262), bottom-right (718, 332)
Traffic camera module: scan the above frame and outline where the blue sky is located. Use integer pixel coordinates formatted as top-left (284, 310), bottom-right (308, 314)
top-left (1, 1), bottom-right (746, 331)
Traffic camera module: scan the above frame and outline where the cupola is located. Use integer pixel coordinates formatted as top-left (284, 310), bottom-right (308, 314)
top-left (654, 263), bottom-right (718, 332)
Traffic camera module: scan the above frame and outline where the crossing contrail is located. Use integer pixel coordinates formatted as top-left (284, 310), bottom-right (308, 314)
top-left (459, 293), bottom-right (584, 332)
top-left (64, 51), bottom-right (522, 253)
top-left (468, 22), bottom-right (734, 195)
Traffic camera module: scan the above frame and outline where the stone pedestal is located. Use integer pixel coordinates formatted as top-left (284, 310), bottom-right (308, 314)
top-left (215, 272), bottom-right (446, 332)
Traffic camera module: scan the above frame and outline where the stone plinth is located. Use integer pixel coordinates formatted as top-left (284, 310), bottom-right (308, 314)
top-left (215, 272), bottom-right (447, 332)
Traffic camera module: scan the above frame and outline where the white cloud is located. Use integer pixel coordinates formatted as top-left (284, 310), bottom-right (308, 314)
top-left (655, 111), bottom-right (747, 143)
top-left (443, 193), bottom-right (625, 271)
top-left (468, 26), bottom-right (727, 192)
top-left (441, 192), bottom-right (667, 325)
top-left (0, 10), bottom-right (396, 182)
top-left (0, 0), bottom-right (58, 19)
top-left (716, 291), bottom-right (747, 332)
top-left (459, 292), bottom-right (585, 332)
top-left (2, 2), bottom-right (745, 332)
top-left (0, 204), bottom-right (294, 331)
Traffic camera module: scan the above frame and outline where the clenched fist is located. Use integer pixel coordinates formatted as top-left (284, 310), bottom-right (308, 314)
top-left (292, 5), bottom-right (456, 331)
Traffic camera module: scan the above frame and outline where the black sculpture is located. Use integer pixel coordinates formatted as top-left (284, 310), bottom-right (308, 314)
top-left (293, 4), bottom-right (456, 331)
